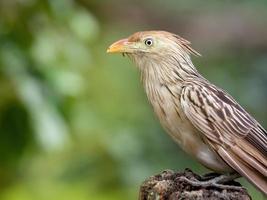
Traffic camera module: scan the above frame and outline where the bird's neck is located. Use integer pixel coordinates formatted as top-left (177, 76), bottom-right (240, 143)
top-left (139, 55), bottom-right (201, 88)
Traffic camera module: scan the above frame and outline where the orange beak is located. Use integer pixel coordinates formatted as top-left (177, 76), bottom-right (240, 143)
top-left (107, 38), bottom-right (130, 53)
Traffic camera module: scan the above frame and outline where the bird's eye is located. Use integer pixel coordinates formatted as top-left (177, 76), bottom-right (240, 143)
top-left (144, 38), bottom-right (153, 46)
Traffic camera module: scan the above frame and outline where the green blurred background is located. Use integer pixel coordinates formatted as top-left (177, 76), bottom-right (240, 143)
top-left (0, 0), bottom-right (267, 199)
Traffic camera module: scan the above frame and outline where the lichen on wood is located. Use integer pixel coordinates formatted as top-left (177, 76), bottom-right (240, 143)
top-left (139, 169), bottom-right (251, 200)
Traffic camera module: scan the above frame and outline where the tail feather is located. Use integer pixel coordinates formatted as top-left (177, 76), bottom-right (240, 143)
top-left (232, 145), bottom-right (267, 177)
top-left (218, 147), bottom-right (267, 195)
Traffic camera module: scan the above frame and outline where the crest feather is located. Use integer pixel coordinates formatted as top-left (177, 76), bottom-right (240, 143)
top-left (173, 34), bottom-right (201, 57)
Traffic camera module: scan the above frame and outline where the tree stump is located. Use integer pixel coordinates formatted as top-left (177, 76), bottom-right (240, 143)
top-left (139, 169), bottom-right (251, 200)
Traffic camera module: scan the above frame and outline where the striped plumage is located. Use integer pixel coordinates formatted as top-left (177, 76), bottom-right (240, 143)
top-left (107, 31), bottom-right (267, 194)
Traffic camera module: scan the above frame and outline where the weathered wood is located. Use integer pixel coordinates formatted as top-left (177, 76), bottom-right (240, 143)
top-left (139, 169), bottom-right (251, 200)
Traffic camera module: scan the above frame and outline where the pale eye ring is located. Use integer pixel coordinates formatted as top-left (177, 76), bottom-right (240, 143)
top-left (144, 38), bottom-right (153, 46)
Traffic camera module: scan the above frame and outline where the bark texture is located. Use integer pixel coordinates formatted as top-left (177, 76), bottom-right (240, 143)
top-left (139, 169), bottom-right (251, 200)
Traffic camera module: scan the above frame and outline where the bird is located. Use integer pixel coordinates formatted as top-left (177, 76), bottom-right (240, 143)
top-left (107, 30), bottom-right (267, 195)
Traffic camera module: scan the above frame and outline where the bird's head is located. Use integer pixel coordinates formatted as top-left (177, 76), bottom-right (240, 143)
top-left (107, 31), bottom-right (200, 61)
top-left (107, 31), bottom-right (201, 82)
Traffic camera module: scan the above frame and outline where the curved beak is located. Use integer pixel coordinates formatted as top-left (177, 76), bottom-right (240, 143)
top-left (107, 38), bottom-right (131, 53)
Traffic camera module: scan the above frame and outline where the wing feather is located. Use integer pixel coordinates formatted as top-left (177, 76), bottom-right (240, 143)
top-left (180, 79), bottom-right (267, 194)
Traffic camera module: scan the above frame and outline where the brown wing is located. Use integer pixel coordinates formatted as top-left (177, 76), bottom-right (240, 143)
top-left (180, 79), bottom-right (267, 195)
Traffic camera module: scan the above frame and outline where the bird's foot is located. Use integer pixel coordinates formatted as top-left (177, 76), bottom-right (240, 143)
top-left (178, 173), bottom-right (243, 191)
top-left (200, 172), bottom-right (222, 181)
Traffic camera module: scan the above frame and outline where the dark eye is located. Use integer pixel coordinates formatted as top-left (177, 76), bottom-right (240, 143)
top-left (144, 38), bottom-right (153, 46)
